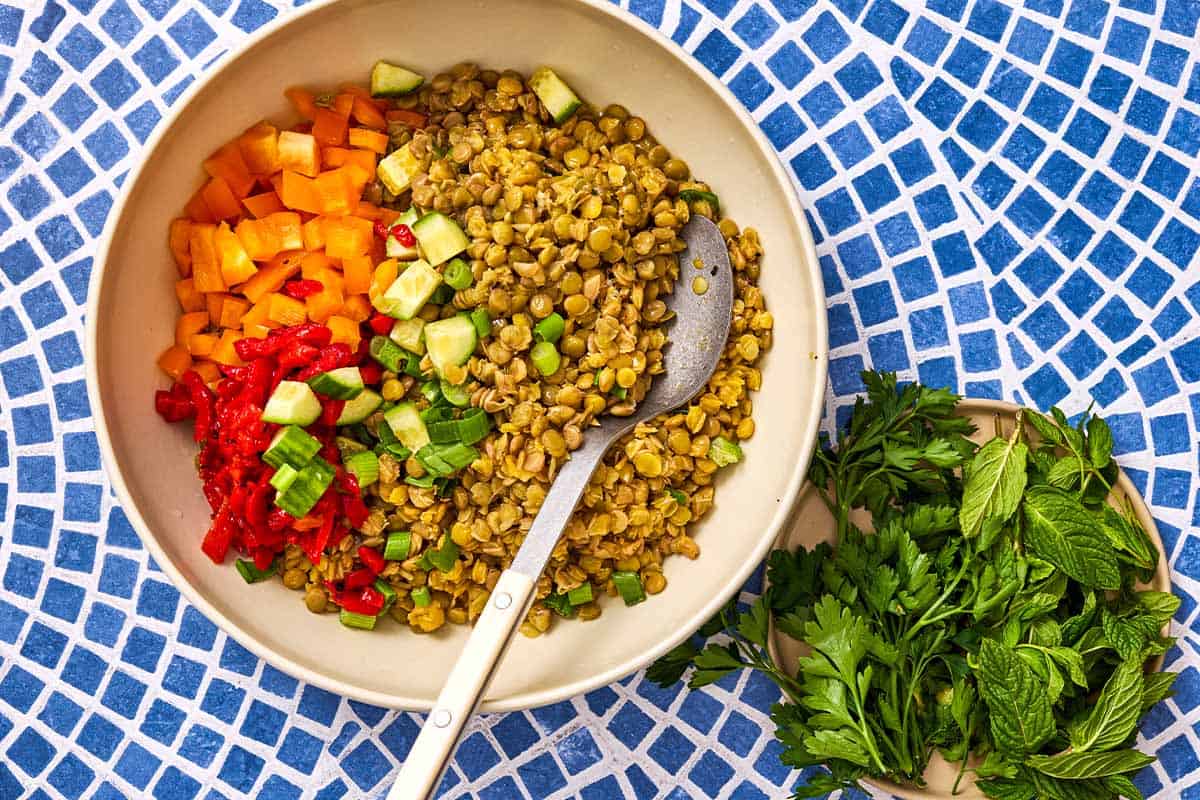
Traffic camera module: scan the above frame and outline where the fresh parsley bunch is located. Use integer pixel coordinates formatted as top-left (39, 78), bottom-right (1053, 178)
top-left (650, 372), bottom-right (1177, 800)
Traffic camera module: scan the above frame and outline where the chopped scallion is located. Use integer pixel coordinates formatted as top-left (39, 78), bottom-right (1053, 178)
top-left (610, 385), bottom-right (628, 400)
top-left (263, 426), bottom-right (321, 470)
top-left (530, 341), bottom-right (561, 376)
top-left (567, 584), bottom-right (593, 606)
top-left (708, 436), bottom-right (743, 467)
top-left (678, 188), bottom-right (720, 213)
top-left (420, 380), bottom-right (442, 405)
top-left (384, 531), bottom-right (412, 561)
top-left (442, 257), bottom-right (473, 290)
top-left (544, 592), bottom-right (574, 617)
top-left (429, 283), bottom-right (456, 305)
top-left (427, 419), bottom-right (461, 444)
top-left (411, 586), bottom-right (432, 607)
top-left (374, 579), bottom-right (398, 609)
top-left (457, 408), bottom-right (491, 445)
top-left (369, 336), bottom-right (406, 373)
top-left (339, 610), bottom-right (377, 630)
top-left (439, 379), bottom-right (471, 407)
top-left (426, 537), bottom-right (460, 572)
top-left (273, 456), bottom-right (335, 518)
top-left (612, 571), bottom-right (646, 606)
top-left (236, 558), bottom-right (277, 583)
top-left (405, 474), bottom-right (436, 488)
top-left (533, 312), bottom-right (565, 343)
top-left (469, 308), bottom-right (491, 338)
top-left (403, 351), bottom-right (424, 377)
top-left (269, 463), bottom-right (300, 493)
top-left (343, 451), bottom-right (379, 487)
top-left (668, 489), bottom-right (688, 505)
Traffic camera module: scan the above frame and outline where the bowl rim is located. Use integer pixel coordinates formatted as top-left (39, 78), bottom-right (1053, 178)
top-left (84, 0), bottom-right (829, 711)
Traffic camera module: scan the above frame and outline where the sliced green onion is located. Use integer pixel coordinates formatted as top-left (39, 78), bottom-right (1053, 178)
top-left (339, 610), bottom-right (377, 630)
top-left (436, 443), bottom-right (479, 470)
top-left (434, 477), bottom-right (456, 497)
top-left (668, 489), bottom-right (688, 505)
top-left (470, 308), bottom-right (491, 338)
top-left (533, 312), bottom-right (565, 343)
top-left (612, 571), bottom-right (646, 606)
top-left (415, 552), bottom-right (433, 571)
top-left (610, 385), bottom-right (628, 400)
top-left (439, 379), bottom-right (471, 407)
top-left (343, 451), bottom-right (380, 487)
top-left (442, 258), bottom-right (473, 290)
top-left (405, 474), bottom-right (436, 488)
top-left (263, 426), bottom-right (321, 470)
top-left (420, 404), bottom-right (454, 424)
top-left (708, 436), bottom-right (743, 467)
top-left (567, 584), bottom-right (593, 606)
top-left (416, 446), bottom-right (454, 476)
top-left (269, 463), bottom-right (300, 493)
top-left (335, 435), bottom-right (368, 461)
top-left (429, 283), bottom-right (455, 305)
top-left (544, 592), bottom-right (574, 617)
top-left (427, 419), bottom-right (461, 444)
top-left (384, 531), bottom-right (412, 561)
top-left (420, 380), bottom-right (442, 405)
top-left (236, 558), bottom-right (277, 583)
top-left (273, 456), bottom-right (335, 518)
top-left (678, 188), bottom-right (720, 213)
top-left (426, 537), bottom-right (460, 572)
top-left (374, 579), bottom-right (398, 609)
top-left (456, 408), bottom-right (491, 445)
top-left (369, 335), bottom-right (406, 372)
top-left (403, 351), bottom-right (424, 378)
top-left (530, 341), bottom-right (561, 376)
top-left (411, 586), bottom-right (432, 607)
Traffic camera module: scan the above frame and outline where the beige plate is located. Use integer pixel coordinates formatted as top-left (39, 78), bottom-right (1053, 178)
top-left (85, 0), bottom-right (829, 711)
top-left (767, 399), bottom-right (1171, 799)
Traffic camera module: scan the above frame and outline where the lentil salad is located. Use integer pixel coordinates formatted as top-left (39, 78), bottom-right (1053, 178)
top-left (154, 61), bottom-right (772, 637)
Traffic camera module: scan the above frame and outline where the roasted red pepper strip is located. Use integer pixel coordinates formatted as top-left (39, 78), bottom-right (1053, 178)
top-left (368, 313), bottom-right (394, 335)
top-left (358, 546), bottom-right (386, 575)
top-left (283, 279), bottom-right (324, 299)
top-left (343, 567), bottom-right (376, 590)
top-left (180, 370), bottom-right (215, 443)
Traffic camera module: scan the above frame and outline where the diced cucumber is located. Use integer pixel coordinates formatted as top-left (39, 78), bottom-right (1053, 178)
top-left (263, 426), bottom-right (321, 469)
top-left (262, 381), bottom-right (321, 426)
top-left (343, 450), bottom-right (380, 487)
top-left (307, 367), bottom-right (364, 400)
top-left (269, 464), bottom-right (300, 493)
top-left (389, 318), bottom-right (425, 354)
top-left (529, 67), bottom-right (582, 124)
top-left (336, 389), bottom-right (382, 425)
top-left (411, 212), bottom-right (468, 266)
top-left (439, 378), bottom-right (471, 407)
top-left (385, 208), bottom-right (420, 260)
top-left (384, 402), bottom-right (430, 450)
top-left (379, 260), bottom-right (442, 320)
top-left (370, 61), bottom-right (424, 97)
top-left (377, 144), bottom-right (422, 195)
top-left (274, 456), bottom-right (335, 518)
top-left (424, 316), bottom-right (477, 379)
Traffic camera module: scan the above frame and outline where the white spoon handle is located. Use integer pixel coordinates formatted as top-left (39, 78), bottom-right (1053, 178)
top-left (386, 569), bottom-right (536, 800)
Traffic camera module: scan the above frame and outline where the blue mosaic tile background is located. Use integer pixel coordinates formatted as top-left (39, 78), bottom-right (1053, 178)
top-left (1, 0), bottom-right (1199, 795)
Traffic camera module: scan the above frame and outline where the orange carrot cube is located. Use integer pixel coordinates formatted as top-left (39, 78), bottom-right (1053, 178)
top-left (280, 170), bottom-right (323, 214)
top-left (324, 216), bottom-right (374, 260)
top-left (203, 142), bottom-right (256, 198)
top-left (332, 92), bottom-right (355, 117)
top-left (326, 315), bottom-right (362, 349)
top-left (201, 176), bottom-right (243, 222)
top-left (340, 294), bottom-right (372, 322)
top-left (312, 108), bottom-right (350, 147)
top-left (348, 127), bottom-right (389, 153)
top-left (157, 345), bottom-right (193, 380)
top-left (263, 212), bottom-right (303, 252)
top-left (302, 217), bottom-right (326, 251)
top-left (189, 223), bottom-right (225, 293)
top-left (175, 278), bottom-right (206, 312)
top-left (368, 258), bottom-right (399, 304)
top-left (241, 253), bottom-right (304, 304)
top-left (214, 222), bottom-right (258, 286)
top-left (238, 122), bottom-right (280, 175)
top-left (169, 218), bottom-right (193, 277)
top-left (314, 169), bottom-right (358, 216)
top-left (211, 330), bottom-right (245, 366)
top-left (176, 311), bottom-right (210, 347)
top-left (184, 186), bottom-right (215, 223)
top-left (300, 251), bottom-right (335, 280)
top-left (268, 293), bottom-right (308, 326)
top-left (188, 333), bottom-right (218, 357)
top-left (192, 360), bottom-right (222, 385)
top-left (351, 96), bottom-right (388, 131)
top-left (285, 87), bottom-right (319, 120)
top-left (219, 296), bottom-right (250, 328)
top-left (341, 254), bottom-right (373, 295)
top-left (205, 292), bottom-right (227, 326)
top-left (242, 191), bottom-right (284, 218)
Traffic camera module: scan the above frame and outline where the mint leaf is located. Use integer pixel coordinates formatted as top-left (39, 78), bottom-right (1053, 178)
top-left (978, 639), bottom-right (1055, 756)
top-left (1103, 611), bottom-right (1153, 661)
top-left (960, 427), bottom-right (1028, 537)
top-left (1069, 658), bottom-right (1144, 753)
top-left (1134, 590), bottom-right (1180, 625)
top-left (1023, 486), bottom-right (1121, 589)
top-left (1101, 507), bottom-right (1158, 571)
top-left (1025, 410), bottom-right (1064, 446)
top-left (1141, 672), bottom-right (1177, 710)
top-left (1086, 415), bottom-right (1113, 470)
top-left (1103, 774), bottom-right (1144, 799)
top-left (978, 777), bottom-right (1038, 800)
top-left (1027, 749), bottom-right (1155, 779)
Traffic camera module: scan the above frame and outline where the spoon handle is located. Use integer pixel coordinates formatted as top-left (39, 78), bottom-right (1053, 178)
top-left (387, 441), bottom-right (608, 799)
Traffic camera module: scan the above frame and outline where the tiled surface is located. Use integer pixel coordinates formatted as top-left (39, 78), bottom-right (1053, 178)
top-left (1, 0), bottom-right (1199, 796)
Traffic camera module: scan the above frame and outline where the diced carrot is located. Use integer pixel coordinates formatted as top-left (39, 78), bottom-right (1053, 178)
top-left (285, 87), bottom-right (319, 120)
top-left (351, 97), bottom-right (388, 131)
top-left (344, 150), bottom-right (376, 186)
top-left (278, 131), bottom-right (321, 177)
top-left (206, 293), bottom-right (227, 326)
top-left (211, 330), bottom-right (245, 366)
top-left (302, 217), bottom-right (326, 251)
top-left (235, 219), bottom-right (271, 261)
top-left (332, 92), bottom-right (355, 117)
top-left (192, 360), bottom-right (222, 386)
top-left (336, 83), bottom-right (375, 100)
top-left (314, 169), bottom-right (358, 216)
top-left (280, 171), bottom-right (323, 214)
top-left (214, 222), bottom-right (258, 286)
top-left (342, 254), bottom-right (373, 295)
top-left (322, 146), bottom-right (350, 169)
top-left (377, 207), bottom-right (401, 226)
top-left (341, 294), bottom-right (372, 322)
top-left (176, 311), bottom-right (210, 347)
top-left (269, 172), bottom-right (285, 195)
top-left (263, 212), bottom-right (303, 252)
top-left (203, 142), bottom-right (256, 198)
top-left (306, 269), bottom-right (345, 323)
top-left (268, 293), bottom-right (308, 326)
top-left (241, 252), bottom-right (304, 303)
top-left (239, 122), bottom-right (281, 174)
top-left (386, 108), bottom-right (428, 128)
top-left (326, 315), bottom-right (362, 349)
top-left (347, 127), bottom-right (389, 153)
top-left (240, 295), bottom-right (274, 329)
top-left (175, 278), bottom-right (206, 312)
top-left (201, 176), bottom-right (243, 222)
top-left (242, 191), bottom-right (284, 218)
top-left (352, 202), bottom-right (382, 220)
top-left (184, 186), bottom-right (215, 223)
top-left (369, 258), bottom-right (399, 299)
top-left (189, 223), bottom-right (225, 293)
top-left (312, 107), bottom-right (350, 147)
top-left (188, 333), bottom-right (218, 357)
top-left (242, 323), bottom-right (273, 339)
top-left (324, 216), bottom-right (374, 260)
top-left (300, 251), bottom-right (335, 279)
top-left (219, 296), bottom-right (250, 328)
top-left (157, 345), bottom-right (193, 379)
top-left (169, 218), bottom-right (193, 277)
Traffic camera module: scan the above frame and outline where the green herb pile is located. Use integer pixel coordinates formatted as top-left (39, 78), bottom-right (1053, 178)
top-left (650, 372), bottom-right (1177, 800)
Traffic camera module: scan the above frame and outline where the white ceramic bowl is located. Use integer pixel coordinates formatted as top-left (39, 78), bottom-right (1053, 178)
top-left (86, 0), bottom-right (828, 711)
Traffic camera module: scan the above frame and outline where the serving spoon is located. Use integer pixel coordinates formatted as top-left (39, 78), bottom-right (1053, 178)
top-left (388, 215), bottom-right (734, 799)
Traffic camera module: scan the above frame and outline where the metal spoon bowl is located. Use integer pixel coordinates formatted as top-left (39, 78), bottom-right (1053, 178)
top-left (388, 215), bottom-right (735, 799)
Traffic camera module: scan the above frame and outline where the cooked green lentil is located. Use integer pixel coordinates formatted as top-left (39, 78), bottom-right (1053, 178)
top-left (286, 63), bottom-right (771, 636)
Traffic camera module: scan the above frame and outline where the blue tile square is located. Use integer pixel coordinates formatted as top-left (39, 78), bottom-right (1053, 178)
top-left (83, 122), bottom-right (130, 169)
top-left (903, 17), bottom-right (950, 64)
top-left (218, 745), bottom-right (266, 794)
top-left (973, 163), bottom-right (1016, 210)
top-left (21, 51), bottom-right (63, 96)
top-left (864, 96), bottom-right (912, 144)
top-left (987, 60), bottom-right (1033, 108)
top-left (1105, 16), bottom-right (1150, 63)
top-left (1152, 298), bottom-right (1190, 340)
top-left (179, 724), bottom-right (223, 768)
top-left (1147, 40), bottom-right (1188, 86)
top-left (732, 4), bottom-right (778, 47)
top-left (915, 77), bottom-right (966, 129)
top-left (278, 727), bottom-right (322, 774)
top-left (1001, 124), bottom-right (1046, 169)
top-left (956, 99), bottom-right (1007, 150)
top-left (40, 578), bottom-right (84, 625)
top-left (918, 355), bottom-right (959, 389)
top-left (1131, 86), bottom-right (1174, 135)
top-left (1094, 296), bottom-right (1140, 341)
top-left (230, 0), bottom-right (278, 32)
top-left (890, 55), bottom-right (925, 97)
top-left (863, 0), bottom-right (909, 40)
top-left (1059, 269), bottom-right (1103, 317)
top-left (961, 330), bottom-right (1001, 372)
top-left (760, 103), bottom-right (805, 149)
top-left (1060, 331), bottom-right (1107, 378)
top-left (1110, 134), bottom-right (1150, 180)
top-left (1127, 259), bottom-right (1172, 307)
top-left (890, 139), bottom-right (936, 185)
top-left (895, 255), bottom-right (937, 300)
top-left (814, 188), bottom-right (861, 235)
top-left (1088, 232), bottom-right (1136, 279)
top-left (1014, 247), bottom-right (1063, 294)
top-left (1162, 0), bottom-right (1200, 34)
top-left (1151, 413), bottom-right (1190, 455)
top-left (868, 330), bottom-right (911, 371)
top-left (1166, 108), bottom-right (1200, 157)
top-left (4, 553), bottom-right (44, 598)
top-left (1026, 82), bottom-right (1072, 131)
top-left (853, 281), bottom-right (898, 326)
top-left (58, 23), bottom-right (104, 70)
top-left (876, 212), bottom-right (920, 256)
top-left (21, 622), bottom-right (68, 669)
top-left (1152, 467), bottom-right (1190, 508)
top-left (939, 138), bottom-right (974, 178)
top-left (1021, 302), bottom-right (1070, 350)
top-left (0, 664), bottom-right (46, 712)
top-left (851, 164), bottom-right (901, 212)
top-left (1119, 334), bottom-right (1155, 366)
top-left (40, 692), bottom-right (83, 737)
top-left (838, 234), bottom-right (883, 278)
top-left (1046, 38), bottom-right (1093, 85)
top-left (729, 64), bottom-right (772, 111)
top-left (835, 53), bottom-right (884, 100)
top-left (1155, 220), bottom-right (1200, 269)
top-left (944, 38), bottom-right (990, 86)
top-left (967, 0), bottom-right (1012, 39)
top-left (827, 122), bottom-right (873, 168)
top-left (9, 728), bottom-right (54, 778)
top-left (1091, 368), bottom-right (1127, 406)
top-left (240, 699), bottom-right (287, 746)
top-left (153, 767), bottom-right (200, 800)
top-left (62, 645), bottom-right (106, 694)
top-left (1143, 152), bottom-right (1188, 200)
top-left (1047, 210), bottom-right (1094, 259)
top-left (803, 11), bottom-right (851, 60)
top-left (648, 726), bottom-right (697, 773)
top-left (1024, 363), bottom-right (1070, 407)
top-left (121, 626), bottom-right (166, 673)
top-left (90, 59), bottom-right (140, 110)
top-left (1077, 172), bottom-right (1123, 219)
top-left (1006, 186), bottom-right (1055, 235)
top-left (79, 714), bottom-right (122, 761)
top-left (1089, 64), bottom-right (1133, 112)
top-left (84, 602), bottom-right (125, 646)
top-left (178, 606), bottom-right (217, 650)
top-left (1117, 191), bottom-right (1164, 239)
top-left (799, 81), bottom-right (846, 127)
top-left (141, 699), bottom-right (186, 746)
top-left (1062, 109), bottom-right (1109, 156)
top-left (202, 678), bottom-right (246, 724)
top-left (1133, 358), bottom-right (1179, 406)
top-left (765, 41), bottom-right (812, 88)
top-left (166, 9), bottom-right (216, 57)
top-left (1007, 17), bottom-right (1052, 63)
top-left (911, 306), bottom-right (949, 349)
top-left (101, 670), bottom-right (147, 719)
top-left (1065, 0), bottom-right (1109, 34)
top-left (690, 750), bottom-right (735, 796)
top-left (789, 144), bottom-right (835, 189)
